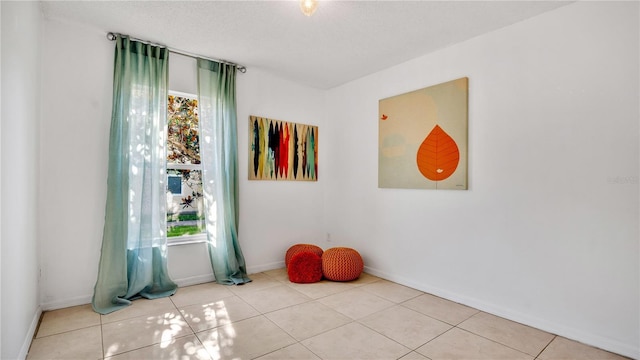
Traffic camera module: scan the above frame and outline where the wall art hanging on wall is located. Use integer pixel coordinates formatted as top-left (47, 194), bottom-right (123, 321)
top-left (249, 115), bottom-right (318, 181)
top-left (379, 77), bottom-right (468, 190)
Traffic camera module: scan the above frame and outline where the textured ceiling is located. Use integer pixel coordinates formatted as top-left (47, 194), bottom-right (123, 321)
top-left (41, 1), bottom-right (571, 89)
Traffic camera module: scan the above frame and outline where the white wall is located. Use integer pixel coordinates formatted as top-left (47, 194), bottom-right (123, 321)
top-left (236, 67), bottom-right (326, 272)
top-left (324, 1), bottom-right (639, 358)
top-left (38, 18), bottom-right (326, 308)
top-left (1, 2), bottom-right (43, 359)
top-left (1, 3), bottom-right (3, 355)
top-left (39, 19), bottom-right (112, 309)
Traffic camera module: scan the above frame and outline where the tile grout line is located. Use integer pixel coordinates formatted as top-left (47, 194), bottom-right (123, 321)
top-left (396, 300), bottom-right (553, 358)
top-left (100, 311), bottom-right (105, 360)
top-left (169, 290), bottom-right (218, 360)
top-left (451, 326), bottom-right (539, 359)
top-left (353, 317), bottom-right (415, 357)
top-left (102, 297), bottom-right (207, 360)
top-left (534, 334), bottom-right (557, 360)
top-left (28, 324), bottom-right (102, 339)
top-left (395, 301), bottom-right (477, 328)
top-left (454, 312), bottom-right (559, 359)
top-left (36, 271), bottom-right (626, 360)
top-left (411, 325), bottom-right (458, 357)
top-left (256, 270), bottom-right (359, 359)
top-left (258, 273), bottom-right (416, 359)
top-left (169, 295), bottom-right (197, 336)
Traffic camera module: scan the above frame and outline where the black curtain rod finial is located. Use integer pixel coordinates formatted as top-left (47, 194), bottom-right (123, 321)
top-left (106, 31), bottom-right (247, 73)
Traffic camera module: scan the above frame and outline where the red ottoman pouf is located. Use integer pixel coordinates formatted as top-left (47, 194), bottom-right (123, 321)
top-left (285, 244), bottom-right (323, 268)
top-left (288, 252), bottom-right (323, 283)
top-left (322, 247), bottom-right (364, 282)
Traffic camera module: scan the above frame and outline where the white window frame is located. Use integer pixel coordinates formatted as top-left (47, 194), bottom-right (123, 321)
top-left (166, 91), bottom-right (207, 246)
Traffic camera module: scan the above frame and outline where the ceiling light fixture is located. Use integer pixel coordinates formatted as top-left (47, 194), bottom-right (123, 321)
top-left (300, 0), bottom-right (318, 16)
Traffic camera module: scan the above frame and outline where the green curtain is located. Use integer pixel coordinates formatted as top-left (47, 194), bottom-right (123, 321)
top-left (92, 35), bottom-right (177, 314)
top-left (197, 59), bottom-right (251, 285)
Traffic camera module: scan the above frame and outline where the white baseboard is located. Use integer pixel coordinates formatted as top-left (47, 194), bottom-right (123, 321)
top-left (247, 260), bottom-right (285, 274)
top-left (174, 273), bottom-right (215, 287)
top-left (41, 295), bottom-right (92, 311)
top-left (41, 274), bottom-right (215, 311)
top-left (39, 260), bottom-right (287, 312)
top-left (363, 266), bottom-right (639, 360)
top-left (172, 261), bottom-right (286, 284)
top-left (18, 306), bottom-right (42, 360)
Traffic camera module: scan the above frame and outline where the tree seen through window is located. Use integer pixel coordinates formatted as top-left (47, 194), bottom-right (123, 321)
top-left (166, 94), bottom-right (205, 238)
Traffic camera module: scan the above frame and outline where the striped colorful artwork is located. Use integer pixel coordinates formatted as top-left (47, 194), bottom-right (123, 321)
top-left (249, 116), bottom-right (318, 181)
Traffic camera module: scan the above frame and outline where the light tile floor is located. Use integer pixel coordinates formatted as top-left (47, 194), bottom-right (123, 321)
top-left (28, 269), bottom-right (630, 360)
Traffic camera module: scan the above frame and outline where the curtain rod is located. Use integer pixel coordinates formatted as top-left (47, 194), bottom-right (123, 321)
top-left (106, 32), bottom-right (247, 73)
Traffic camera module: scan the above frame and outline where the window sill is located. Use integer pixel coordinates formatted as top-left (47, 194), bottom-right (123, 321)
top-left (167, 234), bottom-right (208, 247)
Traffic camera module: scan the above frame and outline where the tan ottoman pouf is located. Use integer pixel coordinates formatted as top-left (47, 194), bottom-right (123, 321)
top-left (285, 244), bottom-right (323, 268)
top-left (322, 247), bottom-right (364, 281)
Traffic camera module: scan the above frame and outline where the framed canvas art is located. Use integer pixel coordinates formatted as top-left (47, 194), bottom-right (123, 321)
top-left (249, 116), bottom-right (318, 181)
top-left (379, 77), bottom-right (468, 190)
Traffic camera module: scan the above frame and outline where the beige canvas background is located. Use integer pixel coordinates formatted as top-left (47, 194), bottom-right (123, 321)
top-left (378, 77), bottom-right (468, 190)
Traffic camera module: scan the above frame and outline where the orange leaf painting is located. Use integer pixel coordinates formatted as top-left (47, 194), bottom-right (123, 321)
top-left (378, 77), bottom-right (468, 190)
top-left (416, 125), bottom-right (459, 181)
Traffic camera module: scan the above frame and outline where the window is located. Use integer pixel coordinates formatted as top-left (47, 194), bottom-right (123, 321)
top-left (166, 92), bottom-right (206, 243)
